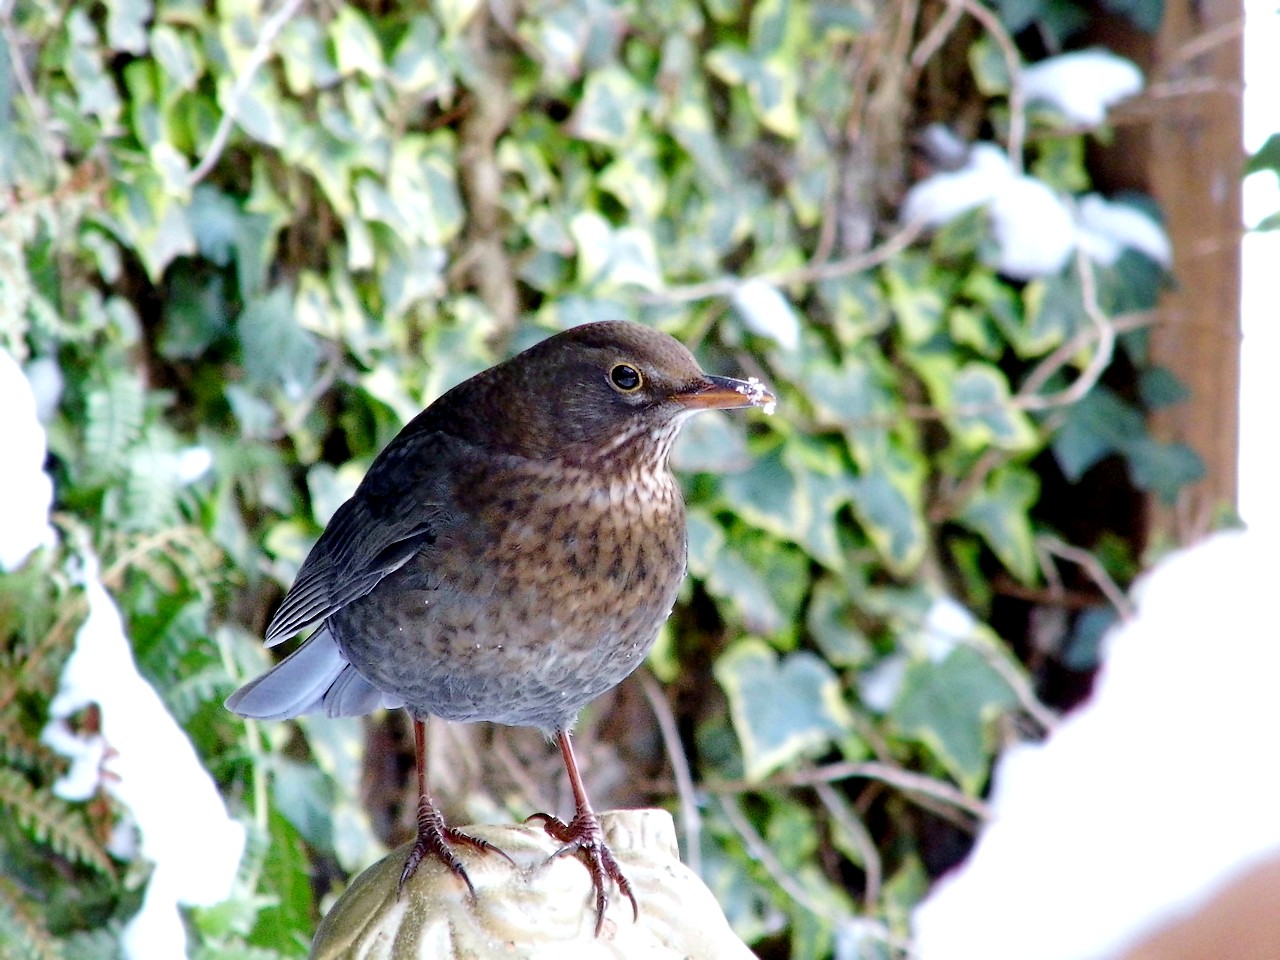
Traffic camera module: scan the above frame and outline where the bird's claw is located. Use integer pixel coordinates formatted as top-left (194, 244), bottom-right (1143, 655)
top-left (527, 810), bottom-right (639, 935)
top-left (399, 800), bottom-right (515, 898)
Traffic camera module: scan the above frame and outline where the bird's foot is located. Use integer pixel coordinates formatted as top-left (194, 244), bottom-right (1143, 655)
top-left (399, 799), bottom-right (515, 898)
top-left (526, 810), bottom-right (639, 935)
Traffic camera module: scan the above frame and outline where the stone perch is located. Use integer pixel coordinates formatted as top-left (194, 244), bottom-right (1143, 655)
top-left (310, 809), bottom-right (756, 959)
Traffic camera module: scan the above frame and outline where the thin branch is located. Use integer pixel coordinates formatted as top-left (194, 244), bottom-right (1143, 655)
top-left (1013, 250), bottom-right (1114, 410)
top-left (929, 447), bottom-right (1008, 523)
top-left (1019, 310), bottom-right (1155, 398)
top-left (910, 0), bottom-right (966, 70)
top-left (902, 249), bottom-right (1141, 431)
top-left (188, 0), bottom-right (306, 186)
top-left (702, 760), bottom-right (989, 820)
top-left (718, 794), bottom-right (843, 920)
top-left (0, 0), bottom-right (60, 162)
top-left (1160, 17), bottom-right (1244, 73)
top-left (959, 637), bottom-right (1059, 732)
top-left (959, 0), bottom-right (1025, 170)
top-left (789, 218), bottom-right (928, 285)
top-left (637, 219), bottom-right (927, 306)
top-left (637, 669), bottom-right (702, 876)
top-left (1035, 535), bottom-right (1136, 621)
top-left (813, 781), bottom-right (882, 908)
top-left (491, 733), bottom-right (557, 814)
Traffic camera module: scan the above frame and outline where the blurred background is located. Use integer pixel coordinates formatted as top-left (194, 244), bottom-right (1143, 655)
top-left (0, 0), bottom-right (1264, 956)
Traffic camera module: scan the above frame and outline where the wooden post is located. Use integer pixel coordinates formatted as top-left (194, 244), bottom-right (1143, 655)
top-left (1146, 0), bottom-right (1244, 539)
top-left (1090, 0), bottom-right (1239, 545)
top-left (1093, 0), bottom-right (1244, 542)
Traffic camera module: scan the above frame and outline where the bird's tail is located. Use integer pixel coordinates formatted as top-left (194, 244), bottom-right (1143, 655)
top-left (225, 624), bottom-right (403, 720)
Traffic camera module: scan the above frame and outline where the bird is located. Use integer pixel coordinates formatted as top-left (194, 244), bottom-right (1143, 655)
top-left (225, 320), bottom-right (775, 933)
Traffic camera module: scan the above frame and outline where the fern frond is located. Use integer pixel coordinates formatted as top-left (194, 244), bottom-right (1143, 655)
top-left (60, 925), bottom-right (123, 960)
top-left (0, 710), bottom-right (56, 772)
top-left (84, 369), bottom-right (145, 484)
top-left (0, 875), bottom-right (64, 960)
top-left (0, 770), bottom-right (116, 879)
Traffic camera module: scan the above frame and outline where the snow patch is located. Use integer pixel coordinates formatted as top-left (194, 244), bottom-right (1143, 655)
top-left (42, 555), bottom-right (245, 960)
top-left (1075, 194), bottom-right (1172, 267)
top-left (1023, 50), bottom-right (1143, 127)
top-left (0, 350), bottom-right (55, 571)
top-left (903, 132), bottom-right (1171, 280)
top-left (903, 142), bottom-right (1075, 279)
top-left (913, 531), bottom-right (1280, 960)
top-left (732, 278), bottom-right (802, 351)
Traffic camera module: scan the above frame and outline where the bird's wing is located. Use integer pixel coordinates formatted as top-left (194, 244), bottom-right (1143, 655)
top-left (264, 430), bottom-right (457, 647)
top-left (225, 624), bottom-right (405, 719)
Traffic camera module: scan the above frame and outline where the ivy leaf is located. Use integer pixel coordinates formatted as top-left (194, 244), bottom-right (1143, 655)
top-left (278, 16), bottom-right (341, 93)
top-left (571, 212), bottom-right (662, 291)
top-left (569, 67), bottom-right (649, 146)
top-left (105, 0), bottom-right (151, 54)
top-left (715, 638), bottom-right (854, 781)
top-left (957, 465), bottom-right (1039, 582)
top-left (705, 548), bottom-right (783, 634)
top-left (946, 361), bottom-right (1038, 451)
top-left (1051, 386), bottom-right (1146, 481)
top-left (671, 411), bottom-right (753, 474)
top-left (1014, 271), bottom-right (1082, 357)
top-left (1246, 132), bottom-right (1280, 179)
top-left (237, 287), bottom-right (319, 398)
top-left (268, 756), bottom-right (335, 854)
top-left (1126, 438), bottom-right (1205, 503)
top-left (1137, 366), bottom-right (1190, 409)
top-left (685, 508), bottom-right (726, 579)
top-left (105, 174), bottom-right (196, 281)
top-left (847, 446), bottom-right (927, 575)
top-left (806, 577), bottom-right (872, 667)
top-left (65, 10), bottom-right (122, 122)
top-left (331, 6), bottom-right (384, 78)
top-left (719, 446), bottom-right (804, 542)
top-left (968, 36), bottom-right (1011, 95)
top-left (890, 646), bottom-right (1017, 793)
top-left (705, 47), bottom-right (800, 138)
top-left (883, 254), bottom-right (946, 344)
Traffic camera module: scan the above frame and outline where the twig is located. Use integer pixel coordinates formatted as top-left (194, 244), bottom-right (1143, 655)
top-left (188, 0), bottom-right (306, 186)
top-left (959, 0), bottom-right (1026, 171)
top-left (1013, 250), bottom-right (1114, 411)
top-left (637, 219), bottom-right (927, 306)
top-left (1035, 535), bottom-right (1136, 620)
top-left (491, 733), bottom-right (557, 814)
top-left (813, 781), bottom-right (882, 908)
top-left (718, 794), bottom-right (844, 920)
top-left (929, 447), bottom-right (1008, 524)
top-left (910, 0), bottom-right (966, 70)
top-left (702, 760), bottom-right (989, 820)
top-left (1160, 18), bottom-right (1244, 73)
top-left (959, 637), bottom-right (1059, 732)
top-left (637, 669), bottom-right (702, 876)
top-left (0, 0), bottom-right (60, 162)
top-left (1019, 309), bottom-right (1154, 398)
top-left (901, 248), bottom-right (1141, 431)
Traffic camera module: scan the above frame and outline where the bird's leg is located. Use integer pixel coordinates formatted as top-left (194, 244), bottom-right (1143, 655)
top-left (526, 729), bottom-right (639, 935)
top-left (399, 717), bottom-right (513, 898)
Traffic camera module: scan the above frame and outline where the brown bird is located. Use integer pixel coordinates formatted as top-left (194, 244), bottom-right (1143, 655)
top-left (226, 320), bottom-right (774, 932)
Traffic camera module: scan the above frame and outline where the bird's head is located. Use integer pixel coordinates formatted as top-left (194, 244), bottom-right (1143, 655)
top-left (435, 321), bottom-right (775, 468)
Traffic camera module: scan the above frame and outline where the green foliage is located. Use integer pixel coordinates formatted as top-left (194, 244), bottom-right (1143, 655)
top-left (0, 0), bottom-right (1200, 956)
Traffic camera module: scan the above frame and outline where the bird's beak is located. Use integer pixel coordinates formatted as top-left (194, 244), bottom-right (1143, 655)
top-left (675, 375), bottom-right (776, 414)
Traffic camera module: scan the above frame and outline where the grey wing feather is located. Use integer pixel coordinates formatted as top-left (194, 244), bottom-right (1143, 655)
top-left (264, 432), bottom-right (454, 646)
top-left (320, 665), bottom-right (405, 717)
top-left (225, 624), bottom-right (347, 720)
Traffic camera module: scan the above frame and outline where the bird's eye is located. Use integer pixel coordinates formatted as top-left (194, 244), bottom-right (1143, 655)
top-left (609, 363), bottom-right (643, 393)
